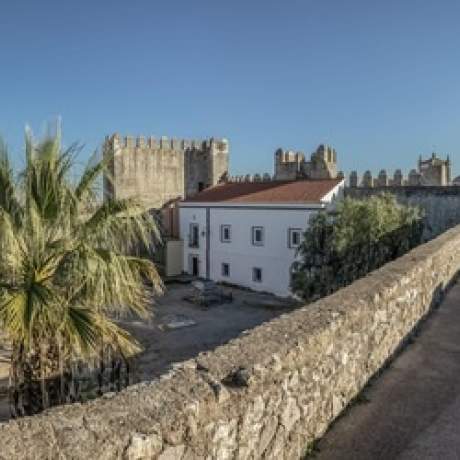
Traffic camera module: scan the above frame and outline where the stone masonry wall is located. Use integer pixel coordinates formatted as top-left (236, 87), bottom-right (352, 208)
top-left (3, 226), bottom-right (460, 459)
top-left (103, 135), bottom-right (229, 209)
top-left (346, 186), bottom-right (460, 241)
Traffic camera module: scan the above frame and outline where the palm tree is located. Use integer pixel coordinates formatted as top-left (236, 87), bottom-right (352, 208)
top-left (0, 126), bottom-right (163, 417)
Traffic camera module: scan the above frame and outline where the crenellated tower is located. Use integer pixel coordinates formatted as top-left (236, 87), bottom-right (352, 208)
top-left (103, 134), bottom-right (229, 209)
top-left (274, 144), bottom-right (338, 180)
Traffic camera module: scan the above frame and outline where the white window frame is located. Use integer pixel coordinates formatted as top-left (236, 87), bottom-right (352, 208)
top-left (251, 226), bottom-right (264, 246)
top-left (252, 267), bottom-right (262, 283)
top-left (288, 228), bottom-right (302, 249)
top-left (220, 224), bottom-right (231, 243)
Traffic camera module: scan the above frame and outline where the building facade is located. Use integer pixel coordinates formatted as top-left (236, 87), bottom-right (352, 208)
top-left (103, 134), bottom-right (229, 208)
top-left (179, 179), bottom-right (345, 297)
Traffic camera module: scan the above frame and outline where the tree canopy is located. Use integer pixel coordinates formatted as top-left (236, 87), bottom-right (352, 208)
top-left (0, 126), bottom-right (163, 416)
top-left (292, 194), bottom-right (424, 302)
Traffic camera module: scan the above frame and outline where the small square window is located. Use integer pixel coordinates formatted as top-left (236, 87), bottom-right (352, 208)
top-left (251, 226), bottom-right (264, 246)
top-left (288, 228), bottom-right (302, 248)
top-left (221, 225), bottom-right (231, 243)
top-left (252, 267), bottom-right (262, 283)
top-left (222, 263), bottom-right (230, 277)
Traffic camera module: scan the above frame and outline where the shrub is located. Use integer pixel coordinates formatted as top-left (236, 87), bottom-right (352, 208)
top-left (292, 194), bottom-right (424, 301)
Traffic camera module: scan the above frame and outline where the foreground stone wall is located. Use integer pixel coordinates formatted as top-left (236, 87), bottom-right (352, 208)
top-left (346, 186), bottom-right (460, 240)
top-left (3, 226), bottom-right (460, 459)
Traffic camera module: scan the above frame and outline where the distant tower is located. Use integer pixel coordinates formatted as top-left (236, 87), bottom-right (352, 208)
top-left (418, 152), bottom-right (451, 185)
top-left (408, 169), bottom-right (421, 186)
top-left (349, 171), bottom-right (358, 188)
top-left (362, 170), bottom-right (373, 188)
top-left (392, 169), bottom-right (403, 186)
top-left (376, 169), bottom-right (389, 187)
top-left (274, 149), bottom-right (305, 180)
top-left (308, 144), bottom-right (338, 179)
top-left (274, 144), bottom-right (338, 180)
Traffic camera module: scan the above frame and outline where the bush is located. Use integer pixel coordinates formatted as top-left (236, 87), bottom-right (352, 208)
top-left (291, 194), bottom-right (424, 301)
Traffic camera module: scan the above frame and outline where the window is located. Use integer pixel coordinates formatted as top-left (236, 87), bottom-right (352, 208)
top-left (252, 267), bottom-right (262, 283)
top-left (251, 226), bottom-right (264, 246)
top-left (222, 263), bottom-right (230, 277)
top-left (288, 228), bottom-right (302, 248)
top-left (189, 223), bottom-right (199, 248)
top-left (189, 255), bottom-right (199, 276)
top-left (220, 224), bottom-right (231, 243)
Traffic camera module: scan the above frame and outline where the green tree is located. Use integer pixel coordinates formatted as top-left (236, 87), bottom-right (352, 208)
top-left (0, 127), bottom-right (162, 417)
top-left (292, 194), bottom-right (423, 301)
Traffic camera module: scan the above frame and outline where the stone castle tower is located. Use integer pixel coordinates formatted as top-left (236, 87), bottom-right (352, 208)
top-left (274, 144), bottom-right (338, 180)
top-left (418, 153), bottom-right (451, 186)
top-left (103, 134), bottom-right (229, 208)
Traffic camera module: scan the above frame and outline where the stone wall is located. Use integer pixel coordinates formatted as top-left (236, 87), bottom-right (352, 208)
top-left (103, 135), bottom-right (229, 209)
top-left (3, 226), bottom-right (460, 459)
top-left (346, 186), bottom-right (460, 241)
top-left (274, 144), bottom-right (338, 181)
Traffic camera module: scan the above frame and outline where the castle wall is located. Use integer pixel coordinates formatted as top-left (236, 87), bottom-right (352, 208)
top-left (349, 155), bottom-right (452, 189)
top-left (3, 222), bottom-right (460, 459)
top-left (185, 147), bottom-right (211, 197)
top-left (104, 136), bottom-right (229, 210)
top-left (184, 139), bottom-right (229, 197)
top-left (210, 140), bottom-right (230, 187)
top-left (420, 163), bottom-right (447, 185)
top-left (274, 161), bottom-right (302, 180)
top-left (274, 145), bottom-right (338, 181)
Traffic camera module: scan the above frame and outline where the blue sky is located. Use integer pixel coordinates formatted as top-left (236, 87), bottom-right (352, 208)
top-left (1, 0), bottom-right (459, 177)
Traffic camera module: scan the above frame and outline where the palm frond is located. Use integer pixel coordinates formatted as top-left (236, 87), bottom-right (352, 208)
top-left (0, 125), bottom-right (161, 366)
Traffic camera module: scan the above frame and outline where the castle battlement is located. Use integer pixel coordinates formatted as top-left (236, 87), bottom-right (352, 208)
top-left (103, 133), bottom-right (229, 208)
top-left (274, 144), bottom-right (338, 180)
top-left (349, 153), bottom-right (452, 188)
top-left (105, 134), bottom-right (229, 152)
top-left (228, 173), bottom-right (273, 183)
top-left (275, 149), bottom-right (306, 164)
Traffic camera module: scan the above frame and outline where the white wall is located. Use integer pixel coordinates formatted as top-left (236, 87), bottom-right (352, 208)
top-left (179, 207), bottom-right (207, 278)
top-left (208, 207), bottom-right (315, 296)
top-left (179, 181), bottom-right (344, 297)
top-left (180, 205), bottom-right (316, 296)
top-left (165, 240), bottom-right (184, 277)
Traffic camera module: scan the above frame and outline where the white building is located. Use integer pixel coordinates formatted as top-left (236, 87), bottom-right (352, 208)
top-left (179, 179), bottom-right (344, 297)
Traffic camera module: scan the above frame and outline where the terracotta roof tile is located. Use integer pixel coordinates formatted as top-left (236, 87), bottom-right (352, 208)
top-left (182, 179), bottom-right (343, 204)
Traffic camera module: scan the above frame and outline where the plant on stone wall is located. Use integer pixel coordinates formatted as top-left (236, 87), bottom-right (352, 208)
top-left (0, 126), bottom-right (162, 417)
top-left (291, 194), bottom-right (424, 302)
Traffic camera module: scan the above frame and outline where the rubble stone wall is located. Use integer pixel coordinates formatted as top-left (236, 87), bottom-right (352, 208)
top-left (103, 135), bottom-right (229, 209)
top-left (3, 225), bottom-right (460, 459)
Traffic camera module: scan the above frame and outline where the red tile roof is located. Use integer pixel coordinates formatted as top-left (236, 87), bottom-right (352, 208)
top-left (183, 179), bottom-right (343, 204)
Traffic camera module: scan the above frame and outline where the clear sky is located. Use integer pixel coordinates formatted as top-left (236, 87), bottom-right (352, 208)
top-left (1, 0), bottom-right (459, 177)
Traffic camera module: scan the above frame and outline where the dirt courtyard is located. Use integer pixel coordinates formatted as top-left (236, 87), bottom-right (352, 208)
top-left (0, 282), bottom-right (297, 421)
top-left (120, 282), bottom-right (298, 383)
